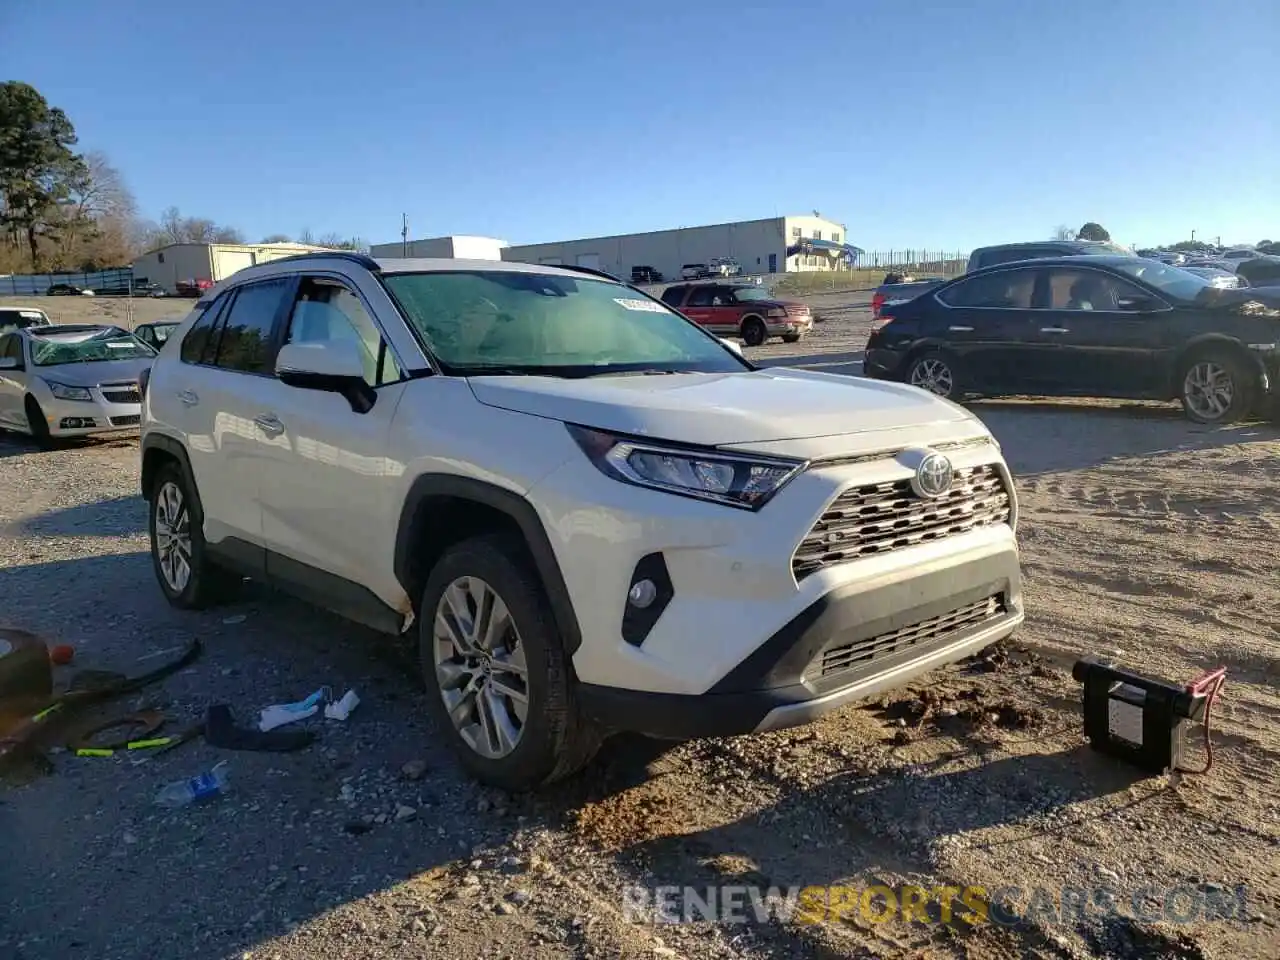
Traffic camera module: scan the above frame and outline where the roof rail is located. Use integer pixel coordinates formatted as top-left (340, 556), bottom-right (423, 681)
top-left (260, 251), bottom-right (381, 271)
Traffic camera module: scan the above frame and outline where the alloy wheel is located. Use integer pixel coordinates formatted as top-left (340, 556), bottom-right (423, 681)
top-left (154, 480), bottom-right (193, 593)
top-left (1183, 361), bottom-right (1234, 421)
top-left (433, 576), bottom-right (530, 759)
top-left (910, 358), bottom-right (954, 396)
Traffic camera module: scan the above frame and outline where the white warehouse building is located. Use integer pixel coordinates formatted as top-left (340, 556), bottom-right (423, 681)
top-left (131, 241), bottom-right (333, 294)
top-left (499, 214), bottom-right (860, 280)
top-left (369, 235), bottom-right (508, 261)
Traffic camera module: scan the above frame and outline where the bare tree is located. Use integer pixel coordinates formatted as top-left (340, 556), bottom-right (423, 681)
top-left (147, 206), bottom-right (243, 247)
top-left (1052, 224), bottom-right (1077, 241)
top-left (261, 232), bottom-right (292, 243)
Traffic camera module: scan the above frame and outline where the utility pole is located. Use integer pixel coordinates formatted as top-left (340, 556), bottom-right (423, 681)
top-left (1191, 229), bottom-right (1196, 243)
top-left (401, 214), bottom-right (409, 257)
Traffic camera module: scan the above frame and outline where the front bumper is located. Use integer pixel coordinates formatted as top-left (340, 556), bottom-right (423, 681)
top-left (767, 315), bottom-right (813, 338)
top-left (578, 535), bottom-right (1022, 739)
top-left (42, 390), bottom-right (142, 436)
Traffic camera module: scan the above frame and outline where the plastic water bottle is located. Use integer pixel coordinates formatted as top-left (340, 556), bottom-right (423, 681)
top-left (154, 761), bottom-right (231, 809)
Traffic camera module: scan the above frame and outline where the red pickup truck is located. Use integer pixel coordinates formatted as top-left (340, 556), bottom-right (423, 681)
top-left (659, 282), bottom-right (813, 346)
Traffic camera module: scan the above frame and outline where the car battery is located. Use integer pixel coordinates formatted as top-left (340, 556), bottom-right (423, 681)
top-left (1072, 657), bottom-right (1226, 774)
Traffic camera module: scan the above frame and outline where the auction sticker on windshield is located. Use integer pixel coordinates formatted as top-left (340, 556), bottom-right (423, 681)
top-left (614, 298), bottom-right (669, 313)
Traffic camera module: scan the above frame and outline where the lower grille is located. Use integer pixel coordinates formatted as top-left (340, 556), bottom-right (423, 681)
top-left (102, 387), bottom-right (141, 404)
top-left (109, 414), bottom-right (141, 427)
top-left (793, 463), bottom-right (1011, 578)
top-left (811, 594), bottom-right (1006, 680)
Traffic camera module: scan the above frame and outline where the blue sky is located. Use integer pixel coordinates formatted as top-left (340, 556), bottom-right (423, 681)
top-left (3, 0), bottom-right (1276, 252)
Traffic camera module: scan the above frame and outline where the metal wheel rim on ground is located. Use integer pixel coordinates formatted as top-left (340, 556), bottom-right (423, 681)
top-left (910, 358), bottom-right (953, 396)
top-left (1183, 361), bottom-right (1234, 420)
top-left (433, 576), bottom-right (530, 759)
top-left (154, 481), bottom-right (193, 593)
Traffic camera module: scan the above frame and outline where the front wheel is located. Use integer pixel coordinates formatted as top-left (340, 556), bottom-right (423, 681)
top-left (23, 396), bottom-right (53, 449)
top-left (1179, 349), bottom-right (1255, 424)
top-left (419, 534), bottom-right (601, 791)
top-left (741, 317), bottom-right (767, 347)
top-left (148, 463), bottom-right (239, 608)
top-left (906, 350), bottom-right (962, 400)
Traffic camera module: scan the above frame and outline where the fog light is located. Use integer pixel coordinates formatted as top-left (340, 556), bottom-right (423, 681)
top-left (628, 579), bottom-right (657, 609)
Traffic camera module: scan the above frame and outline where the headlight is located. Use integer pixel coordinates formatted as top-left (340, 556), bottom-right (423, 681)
top-left (44, 380), bottom-right (92, 401)
top-left (567, 425), bottom-right (805, 510)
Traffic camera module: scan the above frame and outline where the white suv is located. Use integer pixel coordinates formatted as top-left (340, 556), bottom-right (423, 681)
top-left (140, 253), bottom-right (1023, 790)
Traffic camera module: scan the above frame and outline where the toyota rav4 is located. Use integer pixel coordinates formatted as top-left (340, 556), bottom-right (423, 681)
top-left (140, 253), bottom-right (1023, 790)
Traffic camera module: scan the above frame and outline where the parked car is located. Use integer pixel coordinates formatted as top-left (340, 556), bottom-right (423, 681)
top-left (709, 257), bottom-right (742, 277)
top-left (1236, 257), bottom-right (1280, 289)
top-left (630, 266), bottom-right (664, 284)
top-left (1179, 266), bottom-right (1243, 289)
top-left (0, 307), bottom-right (51, 336)
top-left (660, 281), bottom-right (813, 345)
top-left (133, 321), bottom-right (182, 350)
top-left (872, 277), bottom-right (947, 321)
top-left (864, 255), bottom-right (1280, 424)
top-left (680, 263), bottom-right (710, 281)
top-left (46, 283), bottom-right (94, 297)
top-left (966, 240), bottom-right (1135, 273)
top-left (140, 252), bottom-right (1022, 789)
top-left (0, 324), bottom-right (155, 445)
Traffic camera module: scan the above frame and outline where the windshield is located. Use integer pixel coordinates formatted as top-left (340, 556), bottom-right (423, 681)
top-left (1110, 260), bottom-right (1214, 300)
top-left (383, 271), bottom-right (749, 376)
top-left (31, 329), bottom-right (155, 366)
top-left (729, 286), bottom-right (773, 302)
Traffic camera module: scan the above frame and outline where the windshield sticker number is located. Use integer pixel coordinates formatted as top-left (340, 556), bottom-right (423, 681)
top-left (105, 341), bottom-right (135, 349)
top-left (614, 298), bottom-right (667, 313)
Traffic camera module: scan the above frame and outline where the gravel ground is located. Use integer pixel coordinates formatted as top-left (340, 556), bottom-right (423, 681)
top-left (1, 293), bottom-right (1278, 960)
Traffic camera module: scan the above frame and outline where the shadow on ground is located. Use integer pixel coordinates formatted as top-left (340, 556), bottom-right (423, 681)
top-left (10, 495), bottom-right (145, 538)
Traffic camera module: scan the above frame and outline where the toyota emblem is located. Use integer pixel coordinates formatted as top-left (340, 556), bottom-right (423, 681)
top-left (912, 452), bottom-right (954, 499)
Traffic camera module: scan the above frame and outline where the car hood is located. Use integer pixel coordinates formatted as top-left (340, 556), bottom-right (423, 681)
top-left (468, 368), bottom-right (973, 446)
top-left (31, 357), bottom-right (152, 386)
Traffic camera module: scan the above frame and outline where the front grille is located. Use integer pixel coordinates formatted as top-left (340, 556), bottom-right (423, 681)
top-left (109, 414), bottom-right (141, 427)
top-left (793, 463), bottom-right (1011, 578)
top-left (811, 594), bottom-right (1006, 680)
top-left (102, 386), bottom-right (141, 404)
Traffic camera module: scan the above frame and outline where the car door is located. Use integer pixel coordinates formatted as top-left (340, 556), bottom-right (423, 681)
top-left (1033, 266), bottom-right (1173, 396)
top-left (680, 285), bottom-right (719, 331)
top-left (169, 277), bottom-right (296, 560)
top-left (932, 267), bottom-right (1048, 391)
top-left (253, 275), bottom-right (410, 605)
top-left (0, 334), bottom-right (26, 429)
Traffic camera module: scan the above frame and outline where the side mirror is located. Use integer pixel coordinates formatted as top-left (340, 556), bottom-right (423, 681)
top-left (0, 357), bottom-right (17, 370)
top-left (718, 338), bottom-right (744, 356)
top-left (275, 340), bottom-right (376, 414)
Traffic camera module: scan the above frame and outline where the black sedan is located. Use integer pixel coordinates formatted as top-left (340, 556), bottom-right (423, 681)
top-left (864, 256), bottom-right (1280, 423)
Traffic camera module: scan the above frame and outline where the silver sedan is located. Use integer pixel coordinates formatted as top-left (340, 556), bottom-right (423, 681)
top-left (0, 324), bottom-right (156, 446)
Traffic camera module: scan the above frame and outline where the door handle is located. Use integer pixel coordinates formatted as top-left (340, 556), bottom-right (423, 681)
top-left (1040, 327), bottom-right (1070, 334)
top-left (176, 389), bottom-right (199, 406)
top-left (254, 414), bottom-right (285, 437)
top-left (948, 325), bottom-right (974, 332)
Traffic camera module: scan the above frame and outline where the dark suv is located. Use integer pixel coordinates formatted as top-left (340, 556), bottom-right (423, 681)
top-left (967, 240), bottom-right (1134, 273)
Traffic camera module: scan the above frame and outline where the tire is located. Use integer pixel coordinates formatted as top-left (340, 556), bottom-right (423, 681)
top-left (1179, 348), bottom-right (1256, 424)
top-left (741, 316), bottom-right (767, 347)
top-left (148, 462), bottom-right (239, 609)
top-left (23, 396), bottom-right (53, 449)
top-left (905, 349), bottom-right (962, 400)
top-left (782, 334), bottom-right (802, 344)
top-left (418, 533), bottom-right (601, 791)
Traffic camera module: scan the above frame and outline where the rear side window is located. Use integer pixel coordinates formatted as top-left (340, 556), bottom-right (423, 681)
top-left (938, 269), bottom-right (1037, 309)
top-left (212, 278), bottom-right (293, 374)
top-left (686, 287), bottom-right (716, 307)
top-left (179, 296), bottom-right (230, 364)
top-left (660, 286), bottom-right (686, 307)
